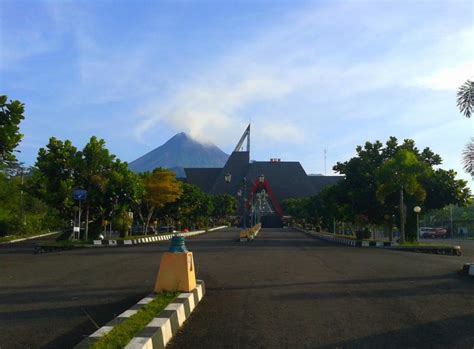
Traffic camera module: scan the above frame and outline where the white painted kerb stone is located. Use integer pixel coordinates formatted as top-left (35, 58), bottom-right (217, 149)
top-left (90, 326), bottom-right (114, 338)
top-left (164, 303), bottom-right (186, 326)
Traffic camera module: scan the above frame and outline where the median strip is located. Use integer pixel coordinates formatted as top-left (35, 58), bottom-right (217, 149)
top-left (298, 227), bottom-right (462, 256)
top-left (35, 226), bottom-right (228, 254)
top-left (74, 280), bottom-right (205, 349)
top-left (239, 224), bottom-right (261, 242)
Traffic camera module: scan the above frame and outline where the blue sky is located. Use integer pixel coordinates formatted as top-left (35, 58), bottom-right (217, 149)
top-left (1, 0), bottom-right (473, 187)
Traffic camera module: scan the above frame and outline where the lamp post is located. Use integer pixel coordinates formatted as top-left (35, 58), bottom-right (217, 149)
top-left (414, 206), bottom-right (421, 242)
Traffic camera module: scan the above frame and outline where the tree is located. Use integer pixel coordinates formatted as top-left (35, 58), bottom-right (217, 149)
top-left (101, 160), bottom-right (143, 237)
top-left (29, 136), bottom-right (142, 239)
top-left (137, 169), bottom-right (182, 233)
top-left (74, 136), bottom-right (116, 239)
top-left (376, 149), bottom-right (430, 243)
top-left (281, 198), bottom-right (310, 224)
top-left (28, 138), bottom-right (78, 218)
top-left (211, 194), bottom-right (237, 223)
top-left (462, 138), bottom-right (474, 178)
top-left (331, 137), bottom-right (469, 241)
top-left (0, 95), bottom-right (25, 165)
top-left (167, 183), bottom-right (212, 230)
top-left (457, 79), bottom-right (474, 118)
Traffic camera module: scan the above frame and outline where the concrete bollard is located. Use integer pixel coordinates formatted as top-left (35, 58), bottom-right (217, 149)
top-left (154, 235), bottom-right (196, 293)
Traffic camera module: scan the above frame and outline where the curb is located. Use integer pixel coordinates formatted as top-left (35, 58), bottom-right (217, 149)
top-left (1, 231), bottom-right (60, 244)
top-left (461, 263), bottom-right (474, 277)
top-left (296, 227), bottom-right (394, 247)
top-left (93, 226), bottom-right (227, 247)
top-left (297, 227), bottom-right (463, 256)
top-left (35, 226), bottom-right (228, 254)
top-left (74, 280), bottom-right (205, 349)
top-left (392, 245), bottom-right (463, 256)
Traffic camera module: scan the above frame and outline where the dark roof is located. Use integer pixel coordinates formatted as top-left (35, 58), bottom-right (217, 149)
top-left (184, 150), bottom-right (344, 204)
top-left (184, 168), bottom-right (221, 192)
top-left (209, 151), bottom-right (250, 196)
top-left (244, 161), bottom-right (317, 202)
top-left (308, 175), bottom-right (343, 193)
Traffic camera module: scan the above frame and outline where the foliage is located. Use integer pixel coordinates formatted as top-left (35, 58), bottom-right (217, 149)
top-left (28, 137), bottom-right (143, 239)
top-left (136, 168), bottom-right (182, 233)
top-left (0, 170), bottom-right (61, 237)
top-left (165, 183), bottom-right (212, 229)
top-left (462, 138), bottom-right (474, 177)
top-left (285, 137), bottom-right (471, 241)
top-left (0, 95), bottom-right (25, 164)
top-left (376, 149), bottom-right (430, 242)
top-left (28, 138), bottom-right (78, 217)
top-left (376, 149), bottom-right (429, 204)
top-left (211, 194), bottom-right (237, 222)
top-left (457, 79), bottom-right (473, 118)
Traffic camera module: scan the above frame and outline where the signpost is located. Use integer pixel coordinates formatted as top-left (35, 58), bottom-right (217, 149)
top-left (73, 190), bottom-right (87, 240)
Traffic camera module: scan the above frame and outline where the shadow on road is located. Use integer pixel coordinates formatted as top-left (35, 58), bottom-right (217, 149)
top-left (316, 313), bottom-right (474, 349)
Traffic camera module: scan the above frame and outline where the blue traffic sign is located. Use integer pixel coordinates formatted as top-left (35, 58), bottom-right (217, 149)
top-left (73, 189), bottom-right (87, 201)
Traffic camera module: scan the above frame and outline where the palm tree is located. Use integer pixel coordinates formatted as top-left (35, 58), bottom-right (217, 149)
top-left (462, 138), bottom-right (474, 178)
top-left (376, 149), bottom-right (429, 243)
top-left (457, 79), bottom-right (474, 118)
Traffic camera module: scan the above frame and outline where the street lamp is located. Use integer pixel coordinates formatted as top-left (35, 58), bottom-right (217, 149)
top-left (255, 175), bottom-right (265, 225)
top-left (224, 173), bottom-right (232, 184)
top-left (414, 206), bottom-right (421, 241)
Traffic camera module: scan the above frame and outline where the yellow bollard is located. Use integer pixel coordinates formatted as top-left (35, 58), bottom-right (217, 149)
top-left (154, 235), bottom-right (196, 293)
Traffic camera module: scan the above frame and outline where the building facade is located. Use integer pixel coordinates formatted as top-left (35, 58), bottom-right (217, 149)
top-left (184, 125), bottom-right (342, 227)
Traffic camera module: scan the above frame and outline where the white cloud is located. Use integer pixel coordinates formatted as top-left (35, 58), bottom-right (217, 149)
top-left (260, 121), bottom-right (306, 143)
top-left (411, 62), bottom-right (474, 91)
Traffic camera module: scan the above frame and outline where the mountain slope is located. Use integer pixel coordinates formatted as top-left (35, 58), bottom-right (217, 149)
top-left (128, 133), bottom-right (229, 177)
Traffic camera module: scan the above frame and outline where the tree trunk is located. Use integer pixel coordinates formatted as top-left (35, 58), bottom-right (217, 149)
top-left (144, 206), bottom-right (155, 235)
top-left (399, 186), bottom-right (405, 243)
top-left (387, 221), bottom-right (393, 242)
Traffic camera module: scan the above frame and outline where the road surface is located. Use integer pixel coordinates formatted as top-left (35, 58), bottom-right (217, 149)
top-left (0, 228), bottom-right (472, 348)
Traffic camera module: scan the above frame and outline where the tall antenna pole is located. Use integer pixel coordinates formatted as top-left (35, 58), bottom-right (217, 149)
top-left (247, 124), bottom-right (251, 152)
top-left (324, 148), bottom-right (327, 175)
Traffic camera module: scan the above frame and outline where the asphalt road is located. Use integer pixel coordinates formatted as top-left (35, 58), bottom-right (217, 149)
top-left (168, 228), bottom-right (474, 349)
top-left (0, 228), bottom-right (473, 349)
top-left (0, 235), bottom-right (169, 348)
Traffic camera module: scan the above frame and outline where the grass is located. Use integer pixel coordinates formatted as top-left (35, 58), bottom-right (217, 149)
top-left (92, 292), bottom-right (177, 349)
